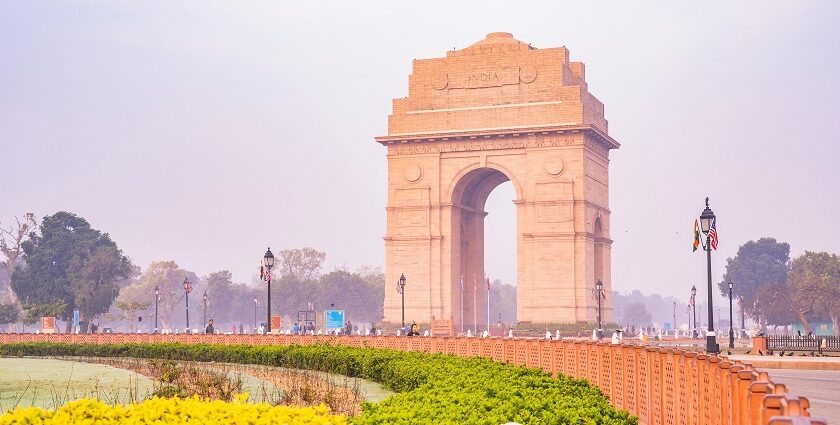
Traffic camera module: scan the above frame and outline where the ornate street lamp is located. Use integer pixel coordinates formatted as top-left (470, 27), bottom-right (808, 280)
top-left (699, 198), bottom-right (719, 354)
top-left (595, 280), bottom-right (604, 340)
top-left (263, 248), bottom-right (275, 334)
top-left (154, 285), bottom-right (159, 333)
top-left (728, 282), bottom-right (735, 349)
top-left (203, 290), bottom-right (208, 333)
top-left (183, 277), bottom-right (193, 332)
top-left (691, 285), bottom-right (697, 339)
top-left (398, 273), bottom-right (407, 328)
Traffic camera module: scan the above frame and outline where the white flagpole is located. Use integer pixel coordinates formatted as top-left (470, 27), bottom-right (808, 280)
top-left (460, 274), bottom-right (464, 333)
top-left (487, 277), bottom-right (490, 332)
top-left (473, 274), bottom-right (477, 334)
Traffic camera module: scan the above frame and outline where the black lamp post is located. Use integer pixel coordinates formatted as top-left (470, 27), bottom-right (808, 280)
top-left (183, 277), bottom-right (193, 332)
top-left (595, 279), bottom-right (604, 340)
top-left (203, 290), bottom-right (208, 332)
top-left (154, 285), bottom-right (159, 333)
top-left (691, 285), bottom-right (697, 339)
top-left (728, 282), bottom-right (735, 349)
top-left (263, 248), bottom-right (275, 334)
top-left (699, 198), bottom-right (719, 354)
top-left (398, 273), bottom-right (407, 328)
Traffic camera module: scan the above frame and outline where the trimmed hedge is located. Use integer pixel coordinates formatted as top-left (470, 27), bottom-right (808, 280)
top-left (0, 343), bottom-right (636, 425)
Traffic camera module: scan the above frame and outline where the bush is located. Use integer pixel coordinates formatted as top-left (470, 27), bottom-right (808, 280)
top-left (0, 395), bottom-right (345, 424)
top-left (0, 343), bottom-right (636, 425)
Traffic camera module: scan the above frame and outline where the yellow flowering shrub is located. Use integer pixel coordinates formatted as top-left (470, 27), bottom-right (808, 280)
top-left (0, 394), bottom-right (347, 424)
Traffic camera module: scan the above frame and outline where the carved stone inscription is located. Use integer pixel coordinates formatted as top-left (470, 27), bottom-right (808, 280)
top-left (449, 67), bottom-right (519, 89)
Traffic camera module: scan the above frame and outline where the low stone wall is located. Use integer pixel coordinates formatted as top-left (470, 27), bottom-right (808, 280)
top-left (0, 333), bottom-right (827, 425)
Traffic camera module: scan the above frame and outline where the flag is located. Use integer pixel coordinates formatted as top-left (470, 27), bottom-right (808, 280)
top-left (601, 288), bottom-right (607, 301)
top-left (260, 265), bottom-right (265, 280)
top-left (709, 218), bottom-right (718, 250)
top-left (254, 298), bottom-right (260, 307)
top-left (689, 295), bottom-right (695, 306)
top-left (486, 277), bottom-right (491, 291)
top-left (396, 278), bottom-right (404, 294)
top-left (460, 275), bottom-right (464, 293)
top-left (692, 220), bottom-right (700, 252)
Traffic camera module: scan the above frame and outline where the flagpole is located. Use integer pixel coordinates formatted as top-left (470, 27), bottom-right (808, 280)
top-left (486, 278), bottom-right (490, 332)
top-left (460, 275), bottom-right (464, 333)
top-left (473, 274), bottom-right (477, 334)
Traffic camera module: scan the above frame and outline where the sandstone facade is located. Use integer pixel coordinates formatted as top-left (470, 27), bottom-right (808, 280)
top-left (377, 33), bottom-right (618, 327)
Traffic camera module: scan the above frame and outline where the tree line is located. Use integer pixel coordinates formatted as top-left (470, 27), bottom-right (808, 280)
top-left (720, 237), bottom-right (840, 335)
top-left (0, 211), bottom-right (386, 332)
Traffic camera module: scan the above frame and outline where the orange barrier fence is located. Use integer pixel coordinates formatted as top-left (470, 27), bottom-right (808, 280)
top-left (0, 333), bottom-right (827, 425)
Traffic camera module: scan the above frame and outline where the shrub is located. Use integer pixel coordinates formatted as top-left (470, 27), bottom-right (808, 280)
top-left (0, 343), bottom-right (636, 425)
top-left (0, 395), bottom-right (345, 424)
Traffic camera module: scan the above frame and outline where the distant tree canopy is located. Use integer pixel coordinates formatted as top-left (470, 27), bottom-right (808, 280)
top-left (276, 247), bottom-right (326, 282)
top-left (204, 270), bottom-right (264, 327)
top-left (719, 238), bottom-right (840, 335)
top-left (0, 212), bottom-right (37, 305)
top-left (11, 212), bottom-right (132, 322)
top-left (718, 238), bottom-right (790, 325)
top-left (622, 302), bottom-right (653, 326)
top-left (117, 261), bottom-right (199, 329)
top-left (269, 266), bottom-right (385, 323)
top-left (0, 303), bottom-right (19, 325)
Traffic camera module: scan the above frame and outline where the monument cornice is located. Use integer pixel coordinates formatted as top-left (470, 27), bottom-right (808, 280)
top-left (376, 124), bottom-right (619, 150)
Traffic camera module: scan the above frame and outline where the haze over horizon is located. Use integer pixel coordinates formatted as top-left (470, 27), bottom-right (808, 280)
top-left (2, 2), bottom-right (838, 305)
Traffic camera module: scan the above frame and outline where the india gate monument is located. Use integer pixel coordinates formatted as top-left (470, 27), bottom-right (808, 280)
top-left (377, 33), bottom-right (618, 328)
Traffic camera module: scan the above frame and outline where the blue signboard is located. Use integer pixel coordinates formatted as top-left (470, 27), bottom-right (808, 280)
top-left (325, 310), bottom-right (345, 330)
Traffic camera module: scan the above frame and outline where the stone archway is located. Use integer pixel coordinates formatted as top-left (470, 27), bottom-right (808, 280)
top-left (377, 33), bottom-right (618, 327)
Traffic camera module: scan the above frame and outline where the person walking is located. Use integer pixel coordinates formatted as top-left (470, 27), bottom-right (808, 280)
top-left (293, 322), bottom-right (300, 335)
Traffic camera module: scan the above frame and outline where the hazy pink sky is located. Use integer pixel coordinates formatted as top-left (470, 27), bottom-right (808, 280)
top-left (2, 2), bottom-right (838, 304)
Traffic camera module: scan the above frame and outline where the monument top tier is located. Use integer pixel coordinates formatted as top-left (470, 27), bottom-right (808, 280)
top-left (378, 33), bottom-right (617, 149)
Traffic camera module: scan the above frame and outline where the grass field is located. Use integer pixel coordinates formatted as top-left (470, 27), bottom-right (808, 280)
top-left (0, 357), bottom-right (155, 410)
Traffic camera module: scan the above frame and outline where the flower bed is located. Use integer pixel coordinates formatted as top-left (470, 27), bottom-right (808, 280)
top-left (0, 395), bottom-right (344, 424)
top-left (0, 343), bottom-right (636, 424)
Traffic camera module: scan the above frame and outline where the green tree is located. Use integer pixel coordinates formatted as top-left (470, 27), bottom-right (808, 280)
top-left (821, 254), bottom-right (840, 336)
top-left (117, 261), bottom-right (197, 330)
top-left (0, 303), bottom-right (19, 325)
top-left (787, 252), bottom-right (839, 334)
top-left (718, 238), bottom-right (790, 325)
top-left (0, 212), bottom-right (37, 305)
top-left (622, 302), bottom-right (652, 326)
top-left (277, 247), bottom-right (326, 281)
top-left (489, 279), bottom-right (516, 325)
top-left (11, 212), bottom-right (132, 325)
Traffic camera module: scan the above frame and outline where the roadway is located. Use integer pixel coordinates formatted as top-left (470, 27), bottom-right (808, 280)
top-left (768, 369), bottom-right (840, 423)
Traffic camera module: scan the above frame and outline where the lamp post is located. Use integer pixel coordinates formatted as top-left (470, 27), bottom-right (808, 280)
top-left (691, 285), bottom-right (697, 339)
top-left (263, 248), bottom-right (275, 334)
top-left (672, 301), bottom-right (676, 335)
top-left (699, 198), bottom-right (719, 354)
top-left (728, 282), bottom-right (735, 349)
top-left (398, 273), bottom-right (407, 328)
top-left (253, 298), bottom-right (258, 333)
top-left (154, 285), bottom-right (159, 333)
top-left (203, 290), bottom-right (208, 332)
top-left (595, 280), bottom-right (604, 340)
top-left (183, 277), bottom-right (193, 332)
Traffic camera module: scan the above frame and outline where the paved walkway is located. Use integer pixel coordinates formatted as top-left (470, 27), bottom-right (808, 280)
top-left (767, 369), bottom-right (840, 423)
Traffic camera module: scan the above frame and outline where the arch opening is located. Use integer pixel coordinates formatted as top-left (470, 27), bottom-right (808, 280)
top-left (450, 167), bottom-right (518, 332)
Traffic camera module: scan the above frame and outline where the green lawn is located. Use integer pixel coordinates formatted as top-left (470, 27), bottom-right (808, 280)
top-left (0, 357), bottom-right (155, 410)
